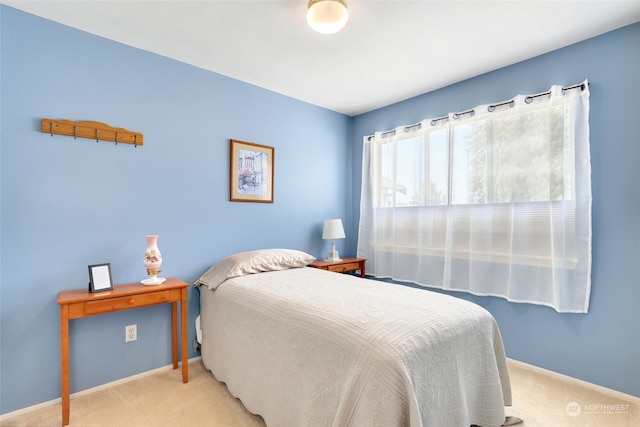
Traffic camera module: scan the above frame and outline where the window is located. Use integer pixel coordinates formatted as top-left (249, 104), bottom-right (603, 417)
top-left (358, 82), bottom-right (591, 313)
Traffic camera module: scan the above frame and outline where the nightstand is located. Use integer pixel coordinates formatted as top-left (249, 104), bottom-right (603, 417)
top-left (308, 257), bottom-right (366, 278)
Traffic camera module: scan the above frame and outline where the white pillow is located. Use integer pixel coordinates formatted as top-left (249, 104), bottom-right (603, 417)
top-left (195, 249), bottom-right (316, 290)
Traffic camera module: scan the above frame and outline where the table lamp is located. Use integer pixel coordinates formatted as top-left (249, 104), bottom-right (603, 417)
top-left (322, 218), bottom-right (345, 261)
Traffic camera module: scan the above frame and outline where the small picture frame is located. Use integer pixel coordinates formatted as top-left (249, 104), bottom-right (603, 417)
top-left (230, 139), bottom-right (274, 203)
top-left (88, 263), bottom-right (114, 293)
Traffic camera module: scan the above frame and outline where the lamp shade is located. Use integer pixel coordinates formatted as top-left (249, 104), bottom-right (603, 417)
top-left (322, 218), bottom-right (346, 240)
top-left (307, 0), bottom-right (349, 34)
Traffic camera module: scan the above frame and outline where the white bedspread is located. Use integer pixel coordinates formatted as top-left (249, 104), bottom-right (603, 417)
top-left (199, 267), bottom-right (511, 427)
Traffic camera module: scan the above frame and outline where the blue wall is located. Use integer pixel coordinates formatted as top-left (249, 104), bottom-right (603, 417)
top-left (351, 23), bottom-right (640, 397)
top-left (0, 7), bottom-right (351, 414)
top-left (2, 5), bottom-right (639, 417)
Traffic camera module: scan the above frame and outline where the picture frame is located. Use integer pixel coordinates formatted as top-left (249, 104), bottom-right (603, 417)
top-left (230, 139), bottom-right (274, 203)
top-left (88, 263), bottom-right (114, 293)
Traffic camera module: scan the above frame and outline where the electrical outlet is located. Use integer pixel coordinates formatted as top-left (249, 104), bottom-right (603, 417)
top-left (125, 324), bottom-right (137, 342)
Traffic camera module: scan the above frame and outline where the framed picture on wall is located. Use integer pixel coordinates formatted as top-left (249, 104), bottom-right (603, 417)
top-left (230, 139), bottom-right (274, 203)
top-left (88, 263), bottom-right (113, 293)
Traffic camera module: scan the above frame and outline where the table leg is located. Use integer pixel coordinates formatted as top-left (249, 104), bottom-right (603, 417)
top-left (181, 287), bottom-right (189, 383)
top-left (60, 305), bottom-right (70, 426)
top-left (171, 301), bottom-right (178, 369)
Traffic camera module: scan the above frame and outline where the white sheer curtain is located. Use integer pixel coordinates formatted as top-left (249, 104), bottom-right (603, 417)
top-left (358, 81), bottom-right (591, 313)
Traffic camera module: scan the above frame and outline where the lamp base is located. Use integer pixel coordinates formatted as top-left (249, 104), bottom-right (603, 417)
top-left (326, 249), bottom-right (342, 262)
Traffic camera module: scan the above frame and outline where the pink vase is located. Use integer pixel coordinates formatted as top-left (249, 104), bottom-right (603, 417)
top-left (143, 235), bottom-right (163, 279)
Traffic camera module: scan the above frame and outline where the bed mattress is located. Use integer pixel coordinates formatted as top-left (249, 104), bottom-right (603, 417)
top-left (199, 266), bottom-right (511, 427)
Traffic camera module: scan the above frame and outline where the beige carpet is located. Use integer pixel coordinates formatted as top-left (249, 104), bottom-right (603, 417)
top-left (1, 359), bottom-right (638, 427)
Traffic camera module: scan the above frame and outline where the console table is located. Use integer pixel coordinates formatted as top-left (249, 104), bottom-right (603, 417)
top-left (57, 278), bottom-right (189, 426)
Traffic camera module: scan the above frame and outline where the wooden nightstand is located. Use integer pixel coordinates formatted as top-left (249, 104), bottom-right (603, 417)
top-left (308, 257), bottom-right (366, 278)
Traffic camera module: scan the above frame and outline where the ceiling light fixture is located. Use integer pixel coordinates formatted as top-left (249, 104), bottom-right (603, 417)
top-left (307, 0), bottom-right (349, 34)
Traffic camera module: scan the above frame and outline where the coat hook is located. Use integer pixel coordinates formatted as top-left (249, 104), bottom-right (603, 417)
top-left (73, 126), bottom-right (77, 140)
top-left (50, 122), bottom-right (53, 137)
top-left (134, 134), bottom-right (137, 148)
top-left (95, 129), bottom-right (99, 143)
top-left (115, 132), bottom-right (118, 145)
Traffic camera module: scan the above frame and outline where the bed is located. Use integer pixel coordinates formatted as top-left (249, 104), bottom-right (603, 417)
top-left (195, 249), bottom-right (512, 427)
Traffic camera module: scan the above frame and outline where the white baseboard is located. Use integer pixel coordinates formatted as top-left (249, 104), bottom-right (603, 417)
top-left (507, 358), bottom-right (640, 404)
top-left (0, 356), bottom-right (202, 422)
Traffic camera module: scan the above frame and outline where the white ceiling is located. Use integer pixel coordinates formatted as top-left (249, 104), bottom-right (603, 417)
top-left (4, 0), bottom-right (640, 116)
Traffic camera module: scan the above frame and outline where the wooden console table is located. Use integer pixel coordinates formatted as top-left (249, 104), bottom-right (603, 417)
top-left (57, 278), bottom-right (189, 426)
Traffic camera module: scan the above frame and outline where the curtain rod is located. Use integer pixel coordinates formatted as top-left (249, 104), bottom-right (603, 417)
top-left (490, 82), bottom-right (588, 110)
top-left (369, 82), bottom-right (588, 141)
top-left (380, 121), bottom-right (422, 138)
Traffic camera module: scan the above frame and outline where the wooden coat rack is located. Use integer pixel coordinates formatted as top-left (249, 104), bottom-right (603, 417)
top-left (41, 119), bottom-right (144, 146)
